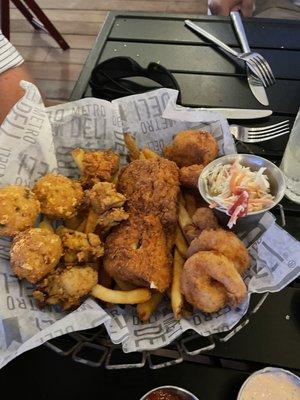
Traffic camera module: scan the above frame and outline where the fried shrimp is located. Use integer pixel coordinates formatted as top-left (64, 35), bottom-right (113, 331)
top-left (57, 227), bottom-right (104, 265)
top-left (72, 148), bottom-right (120, 188)
top-left (0, 185), bottom-right (40, 237)
top-left (33, 174), bottom-right (84, 219)
top-left (180, 164), bottom-right (204, 189)
top-left (181, 251), bottom-right (247, 313)
top-left (163, 129), bottom-right (218, 168)
top-left (10, 228), bottom-right (62, 283)
top-left (192, 207), bottom-right (219, 232)
top-left (33, 264), bottom-right (98, 310)
top-left (187, 228), bottom-right (250, 274)
top-left (182, 207), bottom-right (219, 243)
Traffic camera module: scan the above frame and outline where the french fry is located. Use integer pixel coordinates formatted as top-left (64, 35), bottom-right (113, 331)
top-left (175, 225), bottom-right (188, 258)
top-left (137, 290), bottom-right (163, 322)
top-left (71, 148), bottom-right (84, 172)
top-left (140, 148), bottom-right (159, 159)
top-left (91, 284), bottom-right (151, 304)
top-left (84, 208), bottom-right (99, 234)
top-left (171, 249), bottom-right (185, 320)
top-left (178, 200), bottom-right (193, 231)
top-left (39, 217), bottom-right (54, 233)
top-left (183, 192), bottom-right (197, 218)
top-left (124, 132), bottom-right (140, 161)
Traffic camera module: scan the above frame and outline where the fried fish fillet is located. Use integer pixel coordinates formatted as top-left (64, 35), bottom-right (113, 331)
top-left (104, 214), bottom-right (171, 292)
top-left (118, 158), bottom-right (180, 235)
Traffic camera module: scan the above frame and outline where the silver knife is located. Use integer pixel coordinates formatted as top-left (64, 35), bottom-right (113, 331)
top-left (230, 11), bottom-right (269, 106)
top-left (200, 108), bottom-right (272, 119)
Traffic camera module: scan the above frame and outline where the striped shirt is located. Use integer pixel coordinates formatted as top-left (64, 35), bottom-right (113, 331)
top-left (0, 31), bottom-right (24, 74)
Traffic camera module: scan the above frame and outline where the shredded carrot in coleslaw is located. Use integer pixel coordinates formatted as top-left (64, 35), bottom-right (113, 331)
top-left (204, 159), bottom-right (274, 228)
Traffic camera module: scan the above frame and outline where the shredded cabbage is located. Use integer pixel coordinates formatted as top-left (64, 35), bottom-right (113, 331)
top-left (203, 159), bottom-right (274, 227)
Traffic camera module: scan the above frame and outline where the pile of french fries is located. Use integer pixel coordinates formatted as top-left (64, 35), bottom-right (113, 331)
top-left (69, 134), bottom-right (197, 322)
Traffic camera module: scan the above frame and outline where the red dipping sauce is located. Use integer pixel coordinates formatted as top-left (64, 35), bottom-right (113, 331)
top-left (145, 389), bottom-right (185, 400)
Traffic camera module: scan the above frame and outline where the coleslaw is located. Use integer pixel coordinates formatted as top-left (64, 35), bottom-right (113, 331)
top-left (203, 159), bottom-right (275, 228)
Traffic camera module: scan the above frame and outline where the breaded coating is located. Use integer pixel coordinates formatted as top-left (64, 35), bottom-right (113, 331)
top-left (118, 158), bottom-right (180, 235)
top-left (63, 207), bottom-right (88, 231)
top-left (163, 129), bottom-right (218, 167)
top-left (10, 228), bottom-right (62, 283)
top-left (179, 204), bottom-right (218, 244)
top-left (72, 148), bottom-right (120, 188)
top-left (57, 226), bottom-right (104, 264)
top-left (95, 207), bottom-right (129, 235)
top-left (33, 264), bottom-right (98, 310)
top-left (182, 224), bottom-right (200, 245)
top-left (0, 185), bottom-right (40, 237)
top-left (187, 228), bottom-right (250, 274)
top-left (192, 207), bottom-right (219, 232)
top-left (33, 174), bottom-right (84, 219)
top-left (181, 251), bottom-right (247, 313)
top-left (104, 215), bottom-right (171, 292)
top-left (180, 164), bottom-right (204, 189)
top-left (87, 182), bottom-right (126, 214)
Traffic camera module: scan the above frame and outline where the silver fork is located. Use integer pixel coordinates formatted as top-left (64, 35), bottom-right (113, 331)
top-left (185, 19), bottom-right (275, 87)
top-left (230, 120), bottom-right (289, 143)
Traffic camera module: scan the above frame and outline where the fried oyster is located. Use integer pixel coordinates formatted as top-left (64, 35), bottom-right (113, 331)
top-left (0, 185), bottom-right (40, 237)
top-left (33, 264), bottom-right (98, 310)
top-left (10, 227), bottom-right (62, 283)
top-left (33, 174), bottom-right (84, 219)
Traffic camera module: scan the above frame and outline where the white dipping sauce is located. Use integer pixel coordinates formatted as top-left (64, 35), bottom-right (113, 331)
top-left (239, 371), bottom-right (300, 400)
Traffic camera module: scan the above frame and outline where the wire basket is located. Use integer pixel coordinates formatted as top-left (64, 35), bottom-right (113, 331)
top-left (45, 292), bottom-right (269, 369)
top-left (45, 204), bottom-right (288, 369)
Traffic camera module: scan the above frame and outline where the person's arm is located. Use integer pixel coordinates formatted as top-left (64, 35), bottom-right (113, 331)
top-left (0, 32), bottom-right (34, 124)
top-left (208, 0), bottom-right (255, 16)
top-left (0, 64), bottom-right (34, 124)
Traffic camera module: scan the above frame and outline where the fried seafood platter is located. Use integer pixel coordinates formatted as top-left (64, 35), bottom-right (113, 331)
top-left (0, 129), bottom-right (250, 322)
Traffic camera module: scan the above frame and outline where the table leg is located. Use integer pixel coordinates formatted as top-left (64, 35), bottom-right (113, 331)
top-left (20, 0), bottom-right (69, 50)
top-left (11, 0), bottom-right (41, 32)
top-left (1, 0), bottom-right (10, 40)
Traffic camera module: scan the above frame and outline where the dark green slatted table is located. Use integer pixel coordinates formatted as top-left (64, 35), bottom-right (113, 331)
top-left (61, 11), bottom-right (300, 398)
